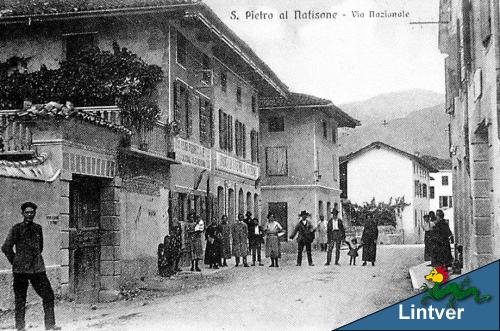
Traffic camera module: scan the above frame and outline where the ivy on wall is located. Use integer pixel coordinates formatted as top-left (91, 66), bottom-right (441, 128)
top-left (342, 197), bottom-right (410, 227)
top-left (0, 42), bottom-right (164, 128)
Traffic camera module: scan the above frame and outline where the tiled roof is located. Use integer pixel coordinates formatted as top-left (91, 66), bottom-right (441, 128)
top-left (15, 102), bottom-right (132, 135)
top-left (0, 153), bottom-right (60, 182)
top-left (0, 0), bottom-right (198, 18)
top-left (259, 92), bottom-right (360, 128)
top-left (260, 92), bottom-right (331, 108)
top-left (340, 141), bottom-right (438, 172)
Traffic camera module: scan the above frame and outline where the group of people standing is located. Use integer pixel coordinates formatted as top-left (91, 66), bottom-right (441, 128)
top-left (290, 209), bottom-right (379, 267)
top-left (158, 211), bottom-right (286, 276)
top-left (422, 209), bottom-right (454, 268)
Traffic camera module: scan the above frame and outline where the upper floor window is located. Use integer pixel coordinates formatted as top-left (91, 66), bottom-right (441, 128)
top-left (199, 98), bottom-right (213, 147)
top-left (236, 86), bottom-right (242, 104)
top-left (430, 186), bottom-right (435, 199)
top-left (219, 110), bottom-right (233, 152)
top-left (422, 184), bottom-right (427, 198)
top-left (332, 127), bottom-right (337, 144)
top-left (202, 54), bottom-right (211, 85)
top-left (173, 80), bottom-right (192, 138)
top-left (322, 121), bottom-right (327, 139)
top-left (65, 33), bottom-right (97, 60)
top-left (439, 196), bottom-right (453, 208)
top-left (251, 95), bottom-right (257, 113)
top-left (177, 32), bottom-right (187, 67)
top-left (220, 71), bottom-right (227, 92)
top-left (235, 120), bottom-right (246, 158)
top-left (268, 116), bottom-right (284, 132)
top-left (250, 130), bottom-right (259, 163)
top-left (442, 176), bottom-right (449, 186)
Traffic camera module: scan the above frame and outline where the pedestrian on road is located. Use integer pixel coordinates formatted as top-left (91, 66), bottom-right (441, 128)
top-left (1, 202), bottom-right (60, 331)
top-left (248, 217), bottom-right (264, 266)
top-left (187, 212), bottom-right (204, 272)
top-left (316, 215), bottom-right (327, 251)
top-left (219, 215), bottom-right (231, 267)
top-left (290, 210), bottom-right (315, 266)
top-left (325, 209), bottom-right (345, 266)
top-left (232, 213), bottom-right (249, 267)
top-left (346, 238), bottom-right (361, 266)
top-left (431, 209), bottom-right (453, 268)
top-left (421, 214), bottom-right (434, 262)
top-left (204, 217), bottom-right (222, 269)
top-left (264, 212), bottom-right (284, 267)
top-left (361, 215), bottom-right (379, 266)
top-left (158, 217), bottom-right (182, 276)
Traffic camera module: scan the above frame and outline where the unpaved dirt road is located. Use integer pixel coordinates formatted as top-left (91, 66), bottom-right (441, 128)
top-left (0, 244), bottom-right (423, 331)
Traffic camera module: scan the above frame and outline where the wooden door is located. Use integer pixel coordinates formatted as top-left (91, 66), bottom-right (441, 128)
top-left (69, 176), bottom-right (101, 303)
top-left (268, 202), bottom-right (288, 240)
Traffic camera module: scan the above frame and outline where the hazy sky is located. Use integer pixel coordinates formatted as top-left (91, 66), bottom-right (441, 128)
top-left (203, 0), bottom-right (445, 104)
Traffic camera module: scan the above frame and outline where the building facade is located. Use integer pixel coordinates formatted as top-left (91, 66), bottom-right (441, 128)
top-left (438, 0), bottom-right (500, 270)
top-left (259, 93), bottom-right (359, 236)
top-left (429, 170), bottom-right (455, 232)
top-left (0, 0), bottom-right (286, 306)
top-left (340, 142), bottom-right (435, 244)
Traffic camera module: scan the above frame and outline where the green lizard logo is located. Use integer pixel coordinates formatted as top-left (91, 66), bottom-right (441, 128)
top-left (420, 266), bottom-right (492, 308)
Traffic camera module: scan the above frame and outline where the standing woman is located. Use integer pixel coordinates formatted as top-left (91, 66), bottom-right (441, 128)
top-left (187, 212), bottom-right (204, 272)
top-left (219, 215), bottom-right (231, 267)
top-left (422, 214), bottom-right (433, 263)
top-left (432, 209), bottom-right (453, 268)
top-left (264, 212), bottom-right (284, 267)
top-left (361, 216), bottom-right (379, 266)
top-left (204, 217), bottom-right (221, 269)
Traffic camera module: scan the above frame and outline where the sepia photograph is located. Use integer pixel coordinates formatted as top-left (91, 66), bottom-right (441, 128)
top-left (0, 0), bottom-right (499, 330)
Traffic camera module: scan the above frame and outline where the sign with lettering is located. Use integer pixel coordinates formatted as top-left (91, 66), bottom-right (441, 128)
top-left (174, 137), bottom-right (211, 170)
top-left (123, 176), bottom-right (161, 196)
top-left (215, 151), bottom-right (259, 180)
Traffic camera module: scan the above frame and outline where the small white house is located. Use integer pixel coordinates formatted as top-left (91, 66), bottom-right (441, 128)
top-left (429, 170), bottom-right (454, 234)
top-left (340, 142), bottom-right (436, 244)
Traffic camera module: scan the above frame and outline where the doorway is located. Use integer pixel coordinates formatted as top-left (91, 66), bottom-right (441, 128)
top-left (69, 175), bottom-right (103, 303)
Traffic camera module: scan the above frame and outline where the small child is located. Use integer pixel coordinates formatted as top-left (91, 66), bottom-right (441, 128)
top-left (346, 238), bottom-right (362, 265)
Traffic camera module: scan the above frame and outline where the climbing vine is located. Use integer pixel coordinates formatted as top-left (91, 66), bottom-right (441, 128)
top-left (0, 42), bottom-right (164, 128)
top-left (342, 197), bottom-right (410, 227)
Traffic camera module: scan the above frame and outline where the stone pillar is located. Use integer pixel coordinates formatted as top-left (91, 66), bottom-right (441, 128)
top-left (99, 177), bottom-right (122, 302)
top-left (470, 129), bottom-right (495, 268)
top-left (59, 178), bottom-right (71, 298)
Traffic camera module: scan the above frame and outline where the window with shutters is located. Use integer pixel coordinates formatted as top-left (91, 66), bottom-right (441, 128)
top-left (227, 115), bottom-right (233, 152)
top-left (176, 32), bottom-right (187, 67)
top-left (480, 0), bottom-right (492, 46)
top-left (430, 186), bottom-right (435, 199)
top-left (236, 86), bottom-right (242, 104)
top-left (221, 71), bottom-right (227, 92)
top-left (250, 130), bottom-right (259, 163)
top-left (199, 97), bottom-right (212, 147)
top-left (219, 109), bottom-right (225, 149)
top-left (422, 184), bottom-right (427, 198)
top-left (266, 147), bottom-right (288, 176)
top-left (322, 121), bottom-right (327, 139)
top-left (173, 81), bottom-right (190, 137)
top-left (235, 121), bottom-right (246, 158)
top-left (332, 126), bottom-right (337, 143)
top-left (442, 176), bottom-right (449, 186)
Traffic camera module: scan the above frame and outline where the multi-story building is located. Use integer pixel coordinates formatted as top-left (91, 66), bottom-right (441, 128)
top-left (340, 142), bottom-right (436, 244)
top-left (259, 93), bottom-right (359, 236)
top-left (429, 170), bottom-right (454, 232)
top-left (438, 0), bottom-right (500, 270)
top-left (0, 0), bottom-right (286, 305)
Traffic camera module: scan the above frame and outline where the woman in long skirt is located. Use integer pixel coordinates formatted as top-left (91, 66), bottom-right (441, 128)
top-left (187, 212), bottom-right (204, 272)
top-left (431, 209), bottom-right (453, 268)
top-left (361, 217), bottom-right (379, 266)
top-left (204, 217), bottom-right (222, 269)
top-left (219, 215), bottom-right (232, 267)
top-left (158, 218), bottom-right (182, 276)
top-left (264, 212), bottom-right (284, 267)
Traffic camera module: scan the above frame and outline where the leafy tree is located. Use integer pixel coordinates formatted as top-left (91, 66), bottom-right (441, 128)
top-left (342, 196), bottom-right (410, 227)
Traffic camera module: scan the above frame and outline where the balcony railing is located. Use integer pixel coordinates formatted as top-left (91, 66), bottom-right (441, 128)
top-left (0, 110), bottom-right (33, 155)
top-left (130, 122), bottom-right (171, 157)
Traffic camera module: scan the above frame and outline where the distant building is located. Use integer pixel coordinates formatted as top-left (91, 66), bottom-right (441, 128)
top-left (340, 142), bottom-right (436, 244)
top-left (429, 170), bottom-right (454, 232)
top-left (259, 93), bottom-right (359, 237)
top-left (438, 0), bottom-right (500, 270)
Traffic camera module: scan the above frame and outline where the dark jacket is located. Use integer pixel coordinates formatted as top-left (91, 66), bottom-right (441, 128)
top-left (2, 221), bottom-right (46, 273)
top-left (290, 220), bottom-right (315, 244)
top-left (248, 223), bottom-right (264, 247)
top-left (327, 218), bottom-right (346, 242)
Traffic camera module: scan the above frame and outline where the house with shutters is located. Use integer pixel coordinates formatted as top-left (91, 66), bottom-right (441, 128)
top-left (258, 93), bottom-right (359, 237)
top-left (340, 142), bottom-right (436, 244)
top-left (429, 169), bottom-right (454, 234)
top-left (438, 0), bottom-right (500, 270)
top-left (0, 0), bottom-right (286, 306)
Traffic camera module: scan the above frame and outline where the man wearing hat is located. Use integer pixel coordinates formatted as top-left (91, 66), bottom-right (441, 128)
top-left (289, 210), bottom-right (315, 266)
top-left (325, 209), bottom-right (346, 266)
top-left (2, 202), bottom-right (60, 330)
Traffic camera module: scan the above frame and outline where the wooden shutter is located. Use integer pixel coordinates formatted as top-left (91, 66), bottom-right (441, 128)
top-left (219, 109), bottom-right (224, 149)
top-left (242, 124), bottom-right (246, 159)
top-left (209, 103), bottom-right (214, 147)
top-left (186, 91), bottom-right (193, 137)
top-left (228, 115), bottom-right (233, 152)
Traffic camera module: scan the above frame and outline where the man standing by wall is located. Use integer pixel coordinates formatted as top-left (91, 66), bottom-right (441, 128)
top-left (325, 209), bottom-right (345, 266)
top-left (290, 210), bottom-right (315, 266)
top-left (2, 202), bottom-right (59, 331)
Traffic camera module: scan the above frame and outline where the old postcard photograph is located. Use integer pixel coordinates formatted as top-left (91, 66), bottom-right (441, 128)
top-left (0, 0), bottom-right (499, 330)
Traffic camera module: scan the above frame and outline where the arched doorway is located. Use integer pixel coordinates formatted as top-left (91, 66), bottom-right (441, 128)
top-left (228, 188), bottom-right (235, 223)
top-left (246, 192), bottom-right (252, 216)
top-left (217, 186), bottom-right (225, 219)
top-left (254, 193), bottom-right (259, 220)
